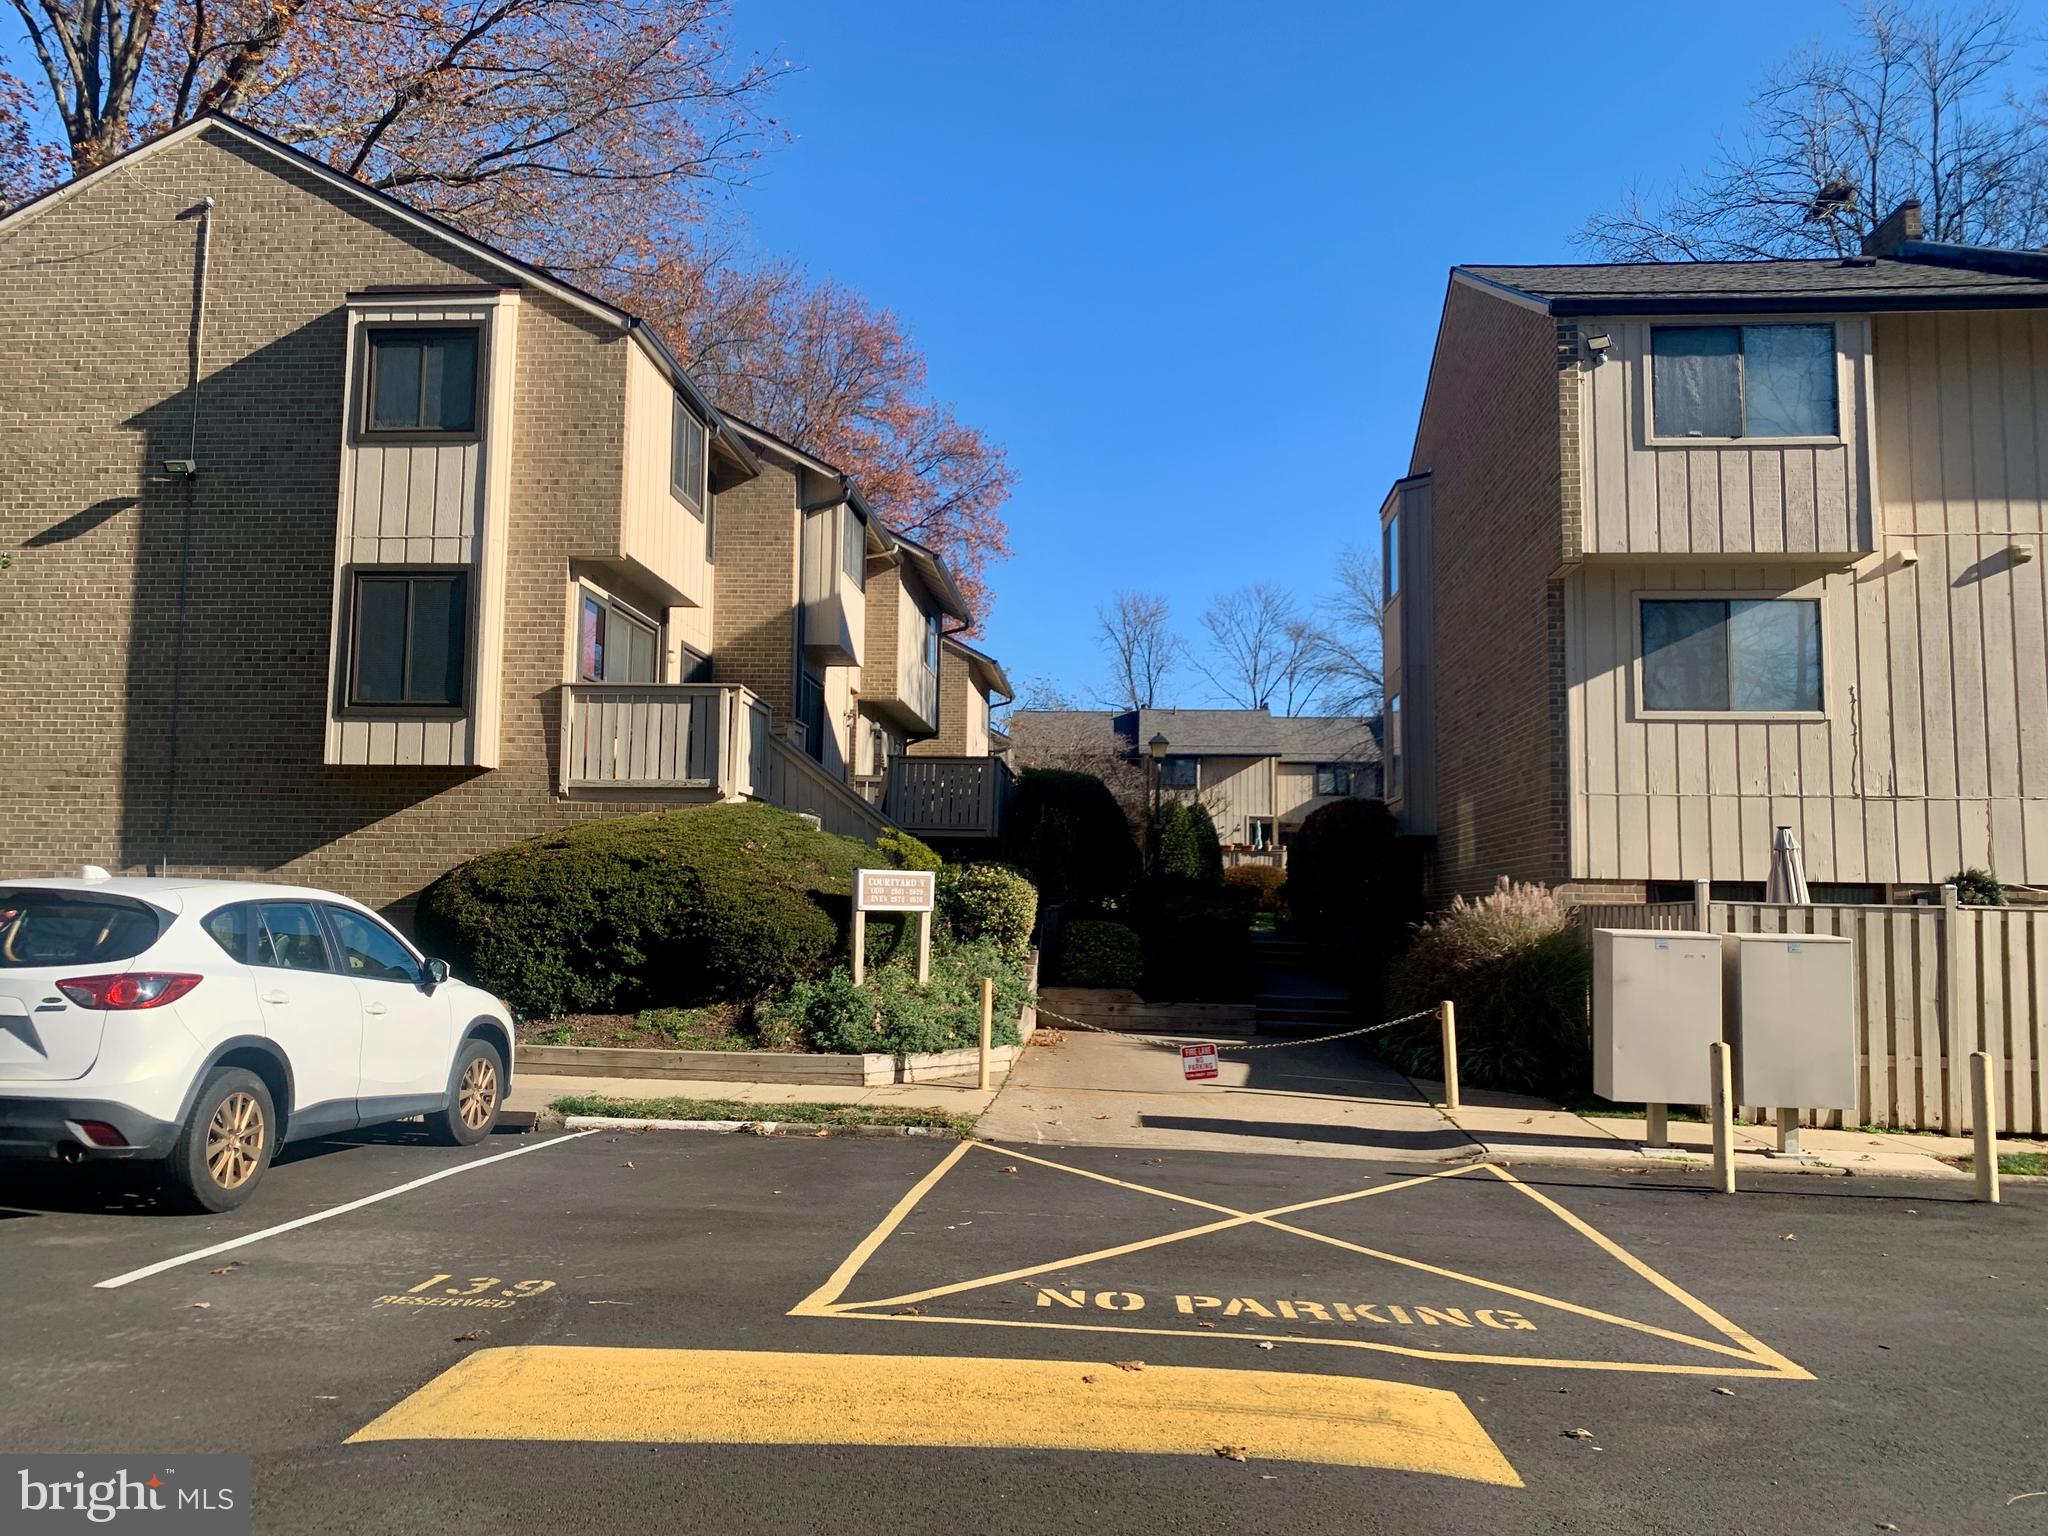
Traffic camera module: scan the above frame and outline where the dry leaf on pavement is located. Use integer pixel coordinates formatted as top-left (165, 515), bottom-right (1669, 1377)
top-left (188, 1302), bottom-right (210, 1310)
top-left (1000, 1165), bottom-right (1018, 1174)
top-left (1214, 1445), bottom-right (1249, 1462)
top-left (619, 1160), bottom-right (635, 1168)
top-left (1255, 1341), bottom-right (1276, 1351)
top-left (1712, 1387), bottom-right (1736, 1396)
top-left (453, 1329), bottom-right (488, 1342)
top-left (1111, 1360), bottom-right (1145, 1372)
top-left (1080, 1375), bottom-right (1097, 1385)
top-left (210, 1263), bottom-right (242, 1275)
top-left (1563, 1428), bottom-right (1595, 1440)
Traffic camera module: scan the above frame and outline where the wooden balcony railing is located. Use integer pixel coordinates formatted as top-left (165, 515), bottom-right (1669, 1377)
top-left (885, 755), bottom-right (1014, 840)
top-left (559, 684), bottom-right (770, 798)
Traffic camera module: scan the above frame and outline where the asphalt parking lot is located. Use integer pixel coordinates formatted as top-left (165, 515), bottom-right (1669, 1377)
top-left (2, 1126), bottom-right (2045, 1533)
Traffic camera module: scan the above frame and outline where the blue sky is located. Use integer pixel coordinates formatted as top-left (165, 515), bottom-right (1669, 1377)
top-left (2, 0), bottom-right (1901, 705)
top-left (720, 0), bottom-right (1888, 705)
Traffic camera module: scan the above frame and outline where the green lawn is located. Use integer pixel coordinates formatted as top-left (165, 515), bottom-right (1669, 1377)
top-left (550, 1094), bottom-right (974, 1136)
top-left (1954, 1151), bottom-right (2048, 1177)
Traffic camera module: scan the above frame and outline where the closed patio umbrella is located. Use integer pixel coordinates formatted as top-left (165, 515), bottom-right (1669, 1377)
top-left (1763, 824), bottom-right (1811, 1155)
top-left (1765, 825), bottom-right (1810, 906)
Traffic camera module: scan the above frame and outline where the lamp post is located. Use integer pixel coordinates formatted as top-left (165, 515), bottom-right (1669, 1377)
top-left (1147, 732), bottom-right (1169, 869)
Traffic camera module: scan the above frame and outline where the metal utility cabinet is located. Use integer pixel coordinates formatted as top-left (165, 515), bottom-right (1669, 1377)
top-left (1723, 933), bottom-right (1856, 1110)
top-left (1592, 929), bottom-right (1723, 1103)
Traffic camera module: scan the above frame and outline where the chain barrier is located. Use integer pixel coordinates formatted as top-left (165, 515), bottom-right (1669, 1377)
top-left (1031, 1005), bottom-right (1441, 1054)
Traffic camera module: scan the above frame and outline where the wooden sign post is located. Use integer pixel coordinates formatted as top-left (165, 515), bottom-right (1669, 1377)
top-left (853, 868), bottom-right (937, 985)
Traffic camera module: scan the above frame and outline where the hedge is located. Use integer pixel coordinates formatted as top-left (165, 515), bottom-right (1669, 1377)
top-left (1284, 798), bottom-right (1417, 995)
top-left (1056, 919), bottom-right (1143, 988)
top-left (1223, 863), bottom-right (1287, 914)
top-left (939, 863), bottom-right (1038, 958)
top-left (414, 803), bottom-right (907, 1019)
top-left (1154, 800), bottom-right (1223, 883)
top-left (765, 939), bottom-right (1031, 1055)
top-left (1002, 769), bottom-right (1141, 908)
top-left (1132, 876), bottom-right (1253, 1001)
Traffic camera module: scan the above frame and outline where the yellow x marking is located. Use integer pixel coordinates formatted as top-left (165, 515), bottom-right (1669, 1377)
top-left (791, 1141), bottom-right (1812, 1380)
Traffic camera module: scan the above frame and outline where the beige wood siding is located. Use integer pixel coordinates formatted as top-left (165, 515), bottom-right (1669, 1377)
top-left (325, 294), bottom-right (520, 769)
top-left (619, 342), bottom-right (709, 607)
top-left (1578, 316), bottom-right (1876, 559)
top-left (1566, 550), bottom-right (2048, 885)
top-left (1182, 756), bottom-right (1274, 845)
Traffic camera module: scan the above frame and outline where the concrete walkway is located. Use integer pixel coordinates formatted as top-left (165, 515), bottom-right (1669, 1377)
top-left (977, 1027), bottom-right (2033, 1179)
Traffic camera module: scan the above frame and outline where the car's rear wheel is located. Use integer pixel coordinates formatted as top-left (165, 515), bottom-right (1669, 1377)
top-left (425, 1040), bottom-right (502, 1146)
top-left (167, 1067), bottom-right (275, 1213)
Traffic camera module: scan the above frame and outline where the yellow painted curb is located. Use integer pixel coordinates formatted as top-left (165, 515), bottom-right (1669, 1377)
top-left (347, 1345), bottom-right (1522, 1487)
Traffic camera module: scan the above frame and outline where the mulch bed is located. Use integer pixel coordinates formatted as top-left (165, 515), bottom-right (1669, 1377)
top-left (516, 1003), bottom-right (781, 1051)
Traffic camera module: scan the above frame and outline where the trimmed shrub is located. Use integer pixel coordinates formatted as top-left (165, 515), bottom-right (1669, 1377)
top-left (415, 803), bottom-right (907, 1019)
top-left (1003, 769), bottom-right (1142, 909)
top-left (1224, 863), bottom-right (1287, 915)
top-left (1154, 800), bottom-right (1224, 883)
top-left (1284, 798), bottom-right (1418, 995)
top-left (766, 938), bottom-right (1031, 1056)
top-left (1132, 876), bottom-right (1254, 1001)
top-left (1948, 867), bottom-right (2007, 906)
top-left (940, 862), bottom-right (1038, 958)
top-left (1056, 919), bottom-right (1144, 988)
top-left (878, 827), bottom-right (942, 872)
top-left (1383, 878), bottom-right (1593, 1096)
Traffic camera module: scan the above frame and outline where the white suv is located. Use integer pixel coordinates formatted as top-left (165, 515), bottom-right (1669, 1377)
top-left (0, 873), bottom-right (516, 1211)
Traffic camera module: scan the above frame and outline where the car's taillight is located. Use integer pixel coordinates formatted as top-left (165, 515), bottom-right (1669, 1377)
top-left (56, 973), bottom-right (202, 1010)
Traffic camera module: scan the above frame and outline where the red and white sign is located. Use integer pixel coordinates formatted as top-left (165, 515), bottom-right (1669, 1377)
top-left (1181, 1043), bottom-right (1220, 1081)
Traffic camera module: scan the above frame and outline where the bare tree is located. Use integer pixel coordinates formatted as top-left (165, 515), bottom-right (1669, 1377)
top-left (1095, 590), bottom-right (1179, 711)
top-left (1305, 548), bottom-right (1386, 717)
top-left (1579, 2), bottom-right (2048, 260)
top-left (1193, 583), bottom-right (1322, 713)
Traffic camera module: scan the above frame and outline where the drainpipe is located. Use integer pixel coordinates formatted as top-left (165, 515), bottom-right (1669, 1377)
top-left (156, 196), bottom-right (214, 874)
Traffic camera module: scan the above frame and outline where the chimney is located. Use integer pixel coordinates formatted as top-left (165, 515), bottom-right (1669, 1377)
top-left (1862, 198), bottom-right (1925, 257)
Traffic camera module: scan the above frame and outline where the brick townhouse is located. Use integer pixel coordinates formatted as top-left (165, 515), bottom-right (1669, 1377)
top-left (0, 114), bottom-right (1006, 915)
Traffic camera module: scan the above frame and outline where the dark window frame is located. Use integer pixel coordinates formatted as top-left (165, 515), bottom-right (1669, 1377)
top-left (1638, 594), bottom-right (1825, 716)
top-left (671, 395), bottom-right (707, 514)
top-left (577, 584), bottom-right (662, 685)
top-left (1158, 755), bottom-right (1199, 790)
top-left (343, 566), bottom-right (472, 715)
top-left (1315, 763), bottom-right (1354, 797)
top-left (356, 322), bottom-right (484, 441)
top-left (1648, 322), bottom-right (1841, 443)
top-left (253, 901), bottom-right (340, 974)
top-left (843, 507), bottom-right (867, 591)
top-left (321, 902), bottom-right (426, 986)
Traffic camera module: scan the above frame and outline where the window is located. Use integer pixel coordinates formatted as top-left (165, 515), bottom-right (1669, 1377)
top-left (797, 669), bottom-right (827, 763)
top-left (579, 589), bottom-right (658, 684)
top-left (924, 613), bottom-right (941, 672)
top-left (1315, 763), bottom-right (1354, 797)
top-left (323, 905), bottom-right (423, 985)
top-left (202, 903), bottom-right (256, 964)
top-left (1650, 324), bottom-right (1837, 439)
top-left (1158, 755), bottom-right (1198, 790)
top-left (842, 507), bottom-right (867, 590)
top-left (1383, 511), bottom-right (1400, 599)
top-left (1247, 817), bottom-right (1275, 851)
top-left (677, 644), bottom-right (713, 684)
top-left (671, 396), bottom-right (706, 513)
top-left (351, 572), bottom-right (468, 707)
top-left (254, 903), bottom-right (334, 972)
top-left (1641, 597), bottom-right (1822, 713)
top-left (364, 327), bottom-right (479, 434)
top-left (1387, 695), bottom-right (1403, 801)
top-left (0, 890), bottom-right (162, 968)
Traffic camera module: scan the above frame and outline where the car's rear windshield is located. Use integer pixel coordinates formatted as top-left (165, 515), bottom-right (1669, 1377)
top-left (0, 889), bottom-right (166, 969)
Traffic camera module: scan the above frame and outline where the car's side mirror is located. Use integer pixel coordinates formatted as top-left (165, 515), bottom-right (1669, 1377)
top-left (424, 958), bottom-right (451, 992)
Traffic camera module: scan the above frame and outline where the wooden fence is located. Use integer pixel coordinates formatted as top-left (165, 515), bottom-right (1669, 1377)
top-left (1578, 888), bottom-right (2048, 1135)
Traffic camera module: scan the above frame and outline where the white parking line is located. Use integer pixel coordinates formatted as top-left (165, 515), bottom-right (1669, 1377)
top-left (93, 1130), bottom-right (601, 1291)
